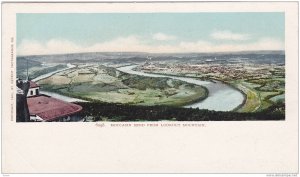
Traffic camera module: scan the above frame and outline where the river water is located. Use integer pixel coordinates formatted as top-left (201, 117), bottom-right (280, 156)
top-left (117, 65), bottom-right (244, 111)
top-left (40, 91), bottom-right (88, 103)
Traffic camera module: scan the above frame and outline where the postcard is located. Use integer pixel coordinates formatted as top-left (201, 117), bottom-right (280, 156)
top-left (1, 2), bottom-right (298, 174)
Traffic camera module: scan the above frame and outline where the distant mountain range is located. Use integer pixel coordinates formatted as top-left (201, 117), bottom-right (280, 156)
top-left (17, 50), bottom-right (285, 64)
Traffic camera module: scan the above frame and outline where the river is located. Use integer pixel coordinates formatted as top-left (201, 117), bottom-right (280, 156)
top-left (40, 91), bottom-right (88, 103)
top-left (117, 65), bottom-right (244, 111)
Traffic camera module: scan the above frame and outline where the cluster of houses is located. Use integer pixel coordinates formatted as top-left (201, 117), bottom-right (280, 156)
top-left (141, 62), bottom-right (278, 80)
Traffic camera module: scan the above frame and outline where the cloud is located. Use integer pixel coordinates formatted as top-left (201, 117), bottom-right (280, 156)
top-left (211, 30), bottom-right (251, 41)
top-left (179, 38), bottom-right (284, 52)
top-left (17, 39), bottom-right (82, 56)
top-left (17, 36), bottom-right (284, 56)
top-left (152, 33), bottom-right (176, 41)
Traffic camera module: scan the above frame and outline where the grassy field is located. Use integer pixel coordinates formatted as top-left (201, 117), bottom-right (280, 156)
top-left (233, 82), bottom-right (260, 112)
top-left (38, 64), bottom-right (208, 106)
top-left (233, 79), bottom-right (284, 113)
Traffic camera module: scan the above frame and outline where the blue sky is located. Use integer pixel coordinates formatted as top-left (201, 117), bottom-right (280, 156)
top-left (17, 13), bottom-right (285, 55)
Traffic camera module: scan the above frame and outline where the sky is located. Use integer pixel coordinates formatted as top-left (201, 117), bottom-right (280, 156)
top-left (17, 13), bottom-right (285, 56)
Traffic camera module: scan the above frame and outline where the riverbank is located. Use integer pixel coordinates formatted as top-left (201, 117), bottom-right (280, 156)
top-left (40, 91), bottom-right (88, 103)
top-left (136, 70), bottom-right (247, 111)
top-left (33, 63), bottom-right (76, 82)
top-left (133, 67), bottom-right (216, 83)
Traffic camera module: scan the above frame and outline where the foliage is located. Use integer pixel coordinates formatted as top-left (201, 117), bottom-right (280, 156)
top-left (77, 101), bottom-right (285, 121)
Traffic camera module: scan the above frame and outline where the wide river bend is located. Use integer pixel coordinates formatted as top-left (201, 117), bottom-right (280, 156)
top-left (117, 65), bottom-right (244, 111)
top-left (34, 64), bottom-right (244, 111)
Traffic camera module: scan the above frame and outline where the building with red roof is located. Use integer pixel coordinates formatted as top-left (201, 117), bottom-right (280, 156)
top-left (27, 95), bottom-right (82, 122)
top-left (25, 81), bottom-right (83, 122)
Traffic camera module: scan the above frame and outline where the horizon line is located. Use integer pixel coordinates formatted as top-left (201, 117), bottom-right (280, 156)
top-left (16, 50), bottom-right (285, 58)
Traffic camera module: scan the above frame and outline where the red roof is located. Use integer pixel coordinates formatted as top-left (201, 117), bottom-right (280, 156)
top-left (27, 95), bottom-right (82, 121)
top-left (29, 81), bottom-right (39, 88)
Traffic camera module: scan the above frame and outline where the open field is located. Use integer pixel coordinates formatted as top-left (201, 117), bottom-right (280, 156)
top-left (230, 79), bottom-right (284, 112)
top-left (233, 82), bottom-right (260, 112)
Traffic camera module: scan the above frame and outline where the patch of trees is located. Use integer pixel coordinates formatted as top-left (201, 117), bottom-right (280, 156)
top-left (29, 64), bottom-right (66, 79)
top-left (122, 76), bottom-right (174, 90)
top-left (77, 101), bottom-right (285, 121)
